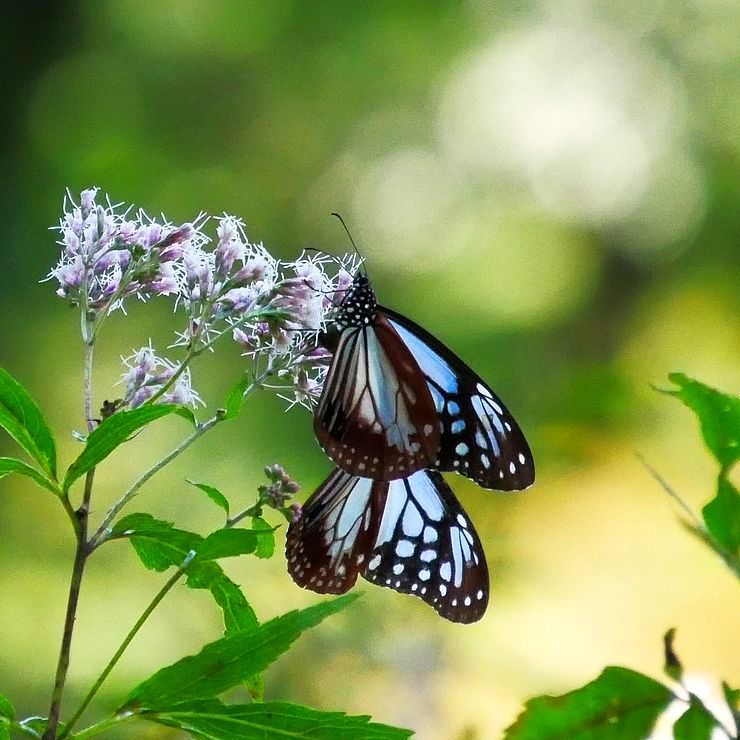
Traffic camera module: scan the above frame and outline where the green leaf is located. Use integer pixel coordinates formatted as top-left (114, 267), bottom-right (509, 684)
top-left (0, 692), bottom-right (14, 721)
top-left (722, 682), bottom-right (739, 731)
top-left (120, 594), bottom-right (358, 711)
top-left (187, 479), bottom-right (230, 515)
top-left (195, 528), bottom-right (258, 561)
top-left (204, 568), bottom-right (259, 635)
top-left (253, 516), bottom-right (276, 559)
top-left (0, 367), bottom-right (57, 479)
top-left (662, 374), bottom-right (740, 473)
top-left (224, 372), bottom-right (252, 420)
top-left (15, 718), bottom-right (70, 738)
top-left (504, 667), bottom-right (672, 739)
top-left (113, 513), bottom-right (201, 572)
top-left (703, 477), bottom-right (740, 557)
top-left (673, 696), bottom-right (717, 740)
top-left (63, 404), bottom-right (195, 492)
top-left (0, 727), bottom-right (8, 740)
top-left (141, 699), bottom-right (413, 739)
top-left (115, 515), bottom-right (261, 638)
top-left (0, 457), bottom-right (60, 495)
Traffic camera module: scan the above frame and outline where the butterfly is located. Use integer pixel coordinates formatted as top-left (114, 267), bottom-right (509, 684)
top-left (286, 466), bottom-right (489, 623)
top-left (314, 271), bottom-right (535, 491)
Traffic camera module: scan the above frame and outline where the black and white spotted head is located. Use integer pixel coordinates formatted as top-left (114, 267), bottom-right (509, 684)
top-left (334, 272), bottom-right (377, 329)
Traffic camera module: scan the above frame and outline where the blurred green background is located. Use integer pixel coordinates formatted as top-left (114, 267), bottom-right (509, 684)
top-left (0, 1), bottom-right (738, 738)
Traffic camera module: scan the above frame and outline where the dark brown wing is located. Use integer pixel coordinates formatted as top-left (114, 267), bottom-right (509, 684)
top-left (314, 313), bottom-right (440, 480)
top-left (286, 468), bottom-right (386, 594)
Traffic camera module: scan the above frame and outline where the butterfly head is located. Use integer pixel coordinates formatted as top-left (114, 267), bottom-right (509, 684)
top-left (335, 272), bottom-right (377, 329)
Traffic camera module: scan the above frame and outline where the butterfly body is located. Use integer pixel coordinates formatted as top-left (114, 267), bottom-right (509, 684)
top-left (314, 274), bottom-right (441, 480)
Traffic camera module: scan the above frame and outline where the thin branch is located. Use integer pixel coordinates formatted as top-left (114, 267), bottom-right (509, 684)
top-left (43, 472), bottom-right (94, 740)
top-left (89, 415), bottom-right (222, 548)
top-left (635, 453), bottom-right (704, 528)
top-left (60, 564), bottom-right (188, 738)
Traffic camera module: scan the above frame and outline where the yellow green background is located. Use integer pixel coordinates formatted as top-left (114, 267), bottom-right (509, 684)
top-left (0, 1), bottom-right (738, 738)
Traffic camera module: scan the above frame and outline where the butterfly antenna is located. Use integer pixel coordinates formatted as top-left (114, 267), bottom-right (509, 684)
top-left (331, 212), bottom-right (366, 274)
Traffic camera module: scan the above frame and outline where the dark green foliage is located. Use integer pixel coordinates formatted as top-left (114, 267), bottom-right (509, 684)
top-left (63, 404), bottom-right (195, 492)
top-left (252, 516), bottom-right (276, 559)
top-left (662, 373), bottom-right (740, 473)
top-left (195, 529), bottom-right (259, 561)
top-left (120, 595), bottom-right (357, 712)
top-left (140, 700), bottom-right (412, 739)
top-left (223, 373), bottom-right (252, 420)
top-left (113, 514), bottom-right (258, 635)
top-left (672, 696), bottom-right (718, 740)
top-left (504, 667), bottom-right (672, 739)
top-left (0, 457), bottom-right (59, 495)
top-left (187, 480), bottom-right (230, 515)
top-left (0, 367), bottom-right (57, 480)
top-left (0, 693), bottom-right (13, 721)
top-left (703, 477), bottom-right (740, 556)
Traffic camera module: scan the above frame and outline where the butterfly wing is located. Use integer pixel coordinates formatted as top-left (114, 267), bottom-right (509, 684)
top-left (287, 468), bottom-right (489, 624)
top-left (383, 307), bottom-right (535, 490)
top-left (362, 470), bottom-right (489, 623)
top-left (315, 313), bottom-right (440, 480)
top-left (286, 467), bottom-right (384, 594)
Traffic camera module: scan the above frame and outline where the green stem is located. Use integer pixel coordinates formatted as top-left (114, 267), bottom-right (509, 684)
top-left (70, 714), bottom-right (133, 740)
top-left (89, 415), bottom-right (222, 548)
top-left (59, 564), bottom-right (188, 739)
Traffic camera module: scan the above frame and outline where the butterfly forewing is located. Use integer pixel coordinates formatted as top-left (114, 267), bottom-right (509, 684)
top-left (362, 470), bottom-right (489, 623)
top-left (384, 308), bottom-right (535, 490)
top-left (315, 311), bottom-right (440, 480)
top-left (286, 468), bottom-right (489, 623)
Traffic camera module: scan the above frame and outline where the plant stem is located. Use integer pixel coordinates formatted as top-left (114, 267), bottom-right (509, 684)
top-left (83, 342), bottom-right (95, 433)
top-left (44, 471), bottom-right (95, 740)
top-left (44, 327), bottom-right (99, 740)
top-left (60, 564), bottom-right (188, 738)
top-left (89, 415), bottom-right (222, 548)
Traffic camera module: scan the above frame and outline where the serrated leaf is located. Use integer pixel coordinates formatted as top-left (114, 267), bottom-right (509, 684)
top-left (662, 374), bottom-right (740, 473)
top-left (703, 477), bottom-right (740, 557)
top-left (252, 516), bottom-right (276, 559)
top-left (142, 699), bottom-right (413, 739)
top-left (120, 594), bottom-right (358, 711)
top-left (187, 480), bottom-right (229, 515)
top-left (0, 367), bottom-right (57, 479)
top-left (205, 569), bottom-right (259, 635)
top-left (224, 373), bottom-right (252, 420)
top-left (195, 528), bottom-right (258, 561)
top-left (504, 667), bottom-right (672, 739)
top-left (114, 515), bottom-right (261, 638)
top-left (0, 457), bottom-right (60, 496)
top-left (673, 695), bottom-right (717, 740)
top-left (63, 404), bottom-right (195, 492)
top-left (113, 513), bottom-right (201, 572)
top-left (0, 692), bottom-right (14, 721)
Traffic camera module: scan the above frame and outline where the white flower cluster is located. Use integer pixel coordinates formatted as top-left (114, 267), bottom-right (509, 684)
top-left (50, 188), bottom-right (359, 412)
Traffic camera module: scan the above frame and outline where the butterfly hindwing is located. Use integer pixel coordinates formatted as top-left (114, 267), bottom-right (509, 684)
top-left (286, 467), bottom-right (383, 594)
top-left (286, 468), bottom-right (489, 623)
top-left (384, 308), bottom-right (534, 490)
top-left (315, 308), bottom-right (440, 480)
top-left (362, 470), bottom-right (489, 624)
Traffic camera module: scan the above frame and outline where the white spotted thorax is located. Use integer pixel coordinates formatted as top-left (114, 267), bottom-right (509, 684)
top-left (334, 273), bottom-right (377, 329)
